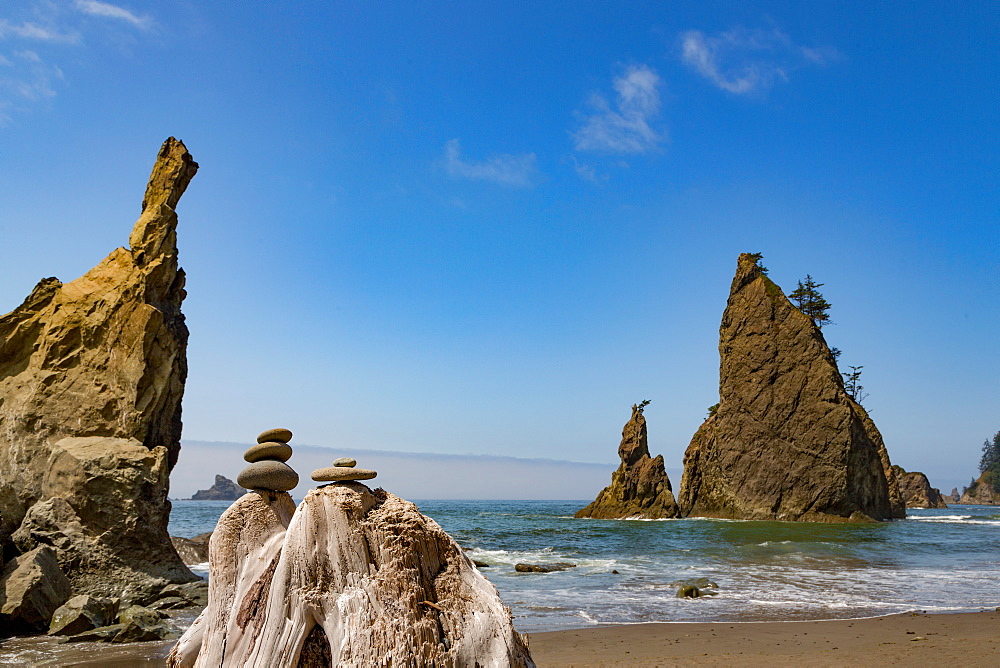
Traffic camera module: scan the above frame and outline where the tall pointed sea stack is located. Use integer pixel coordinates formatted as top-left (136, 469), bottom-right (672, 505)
top-left (576, 404), bottom-right (679, 519)
top-left (678, 253), bottom-right (905, 522)
top-left (0, 138), bottom-right (198, 599)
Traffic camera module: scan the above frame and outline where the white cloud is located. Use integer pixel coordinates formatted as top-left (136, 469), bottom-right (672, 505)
top-left (0, 19), bottom-right (79, 43)
top-left (74, 0), bottom-right (150, 29)
top-left (681, 27), bottom-right (839, 95)
top-left (573, 64), bottom-right (664, 154)
top-left (443, 138), bottom-right (538, 188)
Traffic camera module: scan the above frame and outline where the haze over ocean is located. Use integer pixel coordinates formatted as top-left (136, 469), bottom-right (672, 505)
top-left (1, 2), bottom-right (996, 496)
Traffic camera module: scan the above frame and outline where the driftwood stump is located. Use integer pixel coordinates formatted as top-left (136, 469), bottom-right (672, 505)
top-left (168, 484), bottom-right (533, 667)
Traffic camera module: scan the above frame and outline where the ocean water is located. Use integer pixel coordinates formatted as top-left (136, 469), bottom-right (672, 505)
top-left (164, 499), bottom-right (1000, 633)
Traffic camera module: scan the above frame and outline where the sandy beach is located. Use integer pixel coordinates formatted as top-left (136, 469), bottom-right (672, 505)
top-left (527, 611), bottom-right (1000, 666)
top-left (3, 610), bottom-right (997, 666)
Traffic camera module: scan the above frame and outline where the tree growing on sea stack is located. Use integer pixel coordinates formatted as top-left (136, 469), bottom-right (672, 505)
top-left (677, 253), bottom-right (905, 522)
top-left (575, 402), bottom-right (680, 519)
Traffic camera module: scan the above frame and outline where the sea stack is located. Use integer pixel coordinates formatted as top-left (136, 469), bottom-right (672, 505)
top-left (678, 253), bottom-right (905, 522)
top-left (170, 454), bottom-right (533, 666)
top-left (190, 475), bottom-right (245, 501)
top-left (0, 138), bottom-right (198, 605)
top-left (576, 404), bottom-right (679, 519)
top-left (892, 466), bottom-right (948, 509)
top-left (959, 472), bottom-right (1000, 505)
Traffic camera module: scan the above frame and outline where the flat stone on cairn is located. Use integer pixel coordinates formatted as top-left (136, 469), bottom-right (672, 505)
top-left (312, 456), bottom-right (377, 483)
top-left (237, 428), bottom-right (298, 492)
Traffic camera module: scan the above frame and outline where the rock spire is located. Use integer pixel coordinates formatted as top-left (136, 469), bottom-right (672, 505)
top-left (575, 404), bottom-right (679, 519)
top-left (0, 138), bottom-right (197, 600)
top-left (678, 253), bottom-right (905, 522)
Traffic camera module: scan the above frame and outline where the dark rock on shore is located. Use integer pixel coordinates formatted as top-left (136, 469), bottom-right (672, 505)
top-left (190, 475), bottom-right (245, 501)
top-left (169, 532), bottom-right (212, 566)
top-left (47, 595), bottom-right (119, 636)
top-left (893, 466), bottom-right (948, 508)
top-left (678, 254), bottom-right (905, 522)
top-left (575, 404), bottom-right (679, 519)
top-left (0, 546), bottom-right (72, 635)
top-left (0, 139), bottom-right (199, 634)
top-left (514, 563), bottom-right (577, 573)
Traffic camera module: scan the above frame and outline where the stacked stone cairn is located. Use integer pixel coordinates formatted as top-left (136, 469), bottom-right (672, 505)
top-left (312, 456), bottom-right (377, 483)
top-left (237, 428), bottom-right (299, 492)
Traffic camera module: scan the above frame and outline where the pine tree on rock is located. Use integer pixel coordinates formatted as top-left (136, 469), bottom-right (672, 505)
top-left (788, 274), bottom-right (832, 328)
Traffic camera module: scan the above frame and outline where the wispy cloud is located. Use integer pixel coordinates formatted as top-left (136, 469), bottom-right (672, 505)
top-left (74, 1), bottom-right (150, 29)
top-left (573, 64), bottom-right (665, 154)
top-left (0, 50), bottom-right (62, 105)
top-left (681, 27), bottom-right (839, 95)
top-left (0, 19), bottom-right (79, 44)
top-left (443, 139), bottom-right (538, 188)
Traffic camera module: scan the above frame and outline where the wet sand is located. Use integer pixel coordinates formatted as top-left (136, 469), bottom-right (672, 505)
top-left (2, 611), bottom-right (997, 666)
top-left (527, 610), bottom-right (1000, 666)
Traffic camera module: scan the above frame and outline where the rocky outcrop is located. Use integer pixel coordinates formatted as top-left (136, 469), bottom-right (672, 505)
top-left (190, 475), bottom-right (244, 501)
top-left (169, 483), bottom-right (534, 667)
top-left (678, 254), bottom-right (906, 522)
top-left (575, 404), bottom-right (679, 519)
top-left (959, 471), bottom-right (1000, 505)
top-left (0, 138), bottom-right (198, 602)
top-left (892, 466), bottom-right (947, 508)
top-left (0, 546), bottom-right (72, 635)
top-left (170, 532), bottom-right (211, 566)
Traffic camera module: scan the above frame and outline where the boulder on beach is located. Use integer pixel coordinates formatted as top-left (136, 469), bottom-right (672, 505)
top-left (0, 546), bottom-right (72, 635)
top-left (170, 533), bottom-right (212, 567)
top-left (678, 253), bottom-right (906, 522)
top-left (0, 138), bottom-right (199, 605)
top-left (892, 466), bottom-right (948, 509)
top-left (575, 404), bottom-right (679, 520)
top-left (168, 483), bottom-right (534, 667)
top-left (190, 475), bottom-right (245, 501)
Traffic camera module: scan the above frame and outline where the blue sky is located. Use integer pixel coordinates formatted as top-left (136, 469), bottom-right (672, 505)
top-left (1, 1), bottom-right (997, 495)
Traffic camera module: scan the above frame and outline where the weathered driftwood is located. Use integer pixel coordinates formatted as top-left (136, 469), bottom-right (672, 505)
top-left (168, 484), bottom-right (533, 667)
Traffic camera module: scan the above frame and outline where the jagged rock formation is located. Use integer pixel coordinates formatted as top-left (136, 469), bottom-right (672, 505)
top-left (959, 471), bottom-right (1000, 505)
top-left (0, 546), bottom-right (71, 635)
top-left (0, 138), bottom-right (198, 602)
top-left (575, 405), bottom-right (679, 519)
top-left (892, 466), bottom-right (947, 508)
top-left (678, 254), bottom-right (906, 522)
top-left (190, 475), bottom-right (244, 501)
top-left (168, 484), bottom-right (534, 667)
top-left (170, 532), bottom-right (212, 566)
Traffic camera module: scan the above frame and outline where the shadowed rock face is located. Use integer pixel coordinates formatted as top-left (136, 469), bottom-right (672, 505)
top-left (893, 466), bottom-right (948, 508)
top-left (678, 254), bottom-right (905, 522)
top-left (0, 138), bottom-right (198, 597)
top-left (575, 405), bottom-right (679, 519)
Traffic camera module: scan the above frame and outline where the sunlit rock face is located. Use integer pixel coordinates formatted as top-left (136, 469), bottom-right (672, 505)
top-left (576, 405), bottom-right (679, 520)
top-left (0, 138), bottom-right (198, 598)
top-left (678, 253), bottom-right (905, 523)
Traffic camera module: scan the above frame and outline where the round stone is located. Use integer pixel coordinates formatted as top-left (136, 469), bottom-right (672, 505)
top-left (257, 428), bottom-right (292, 444)
top-left (333, 457), bottom-right (357, 467)
top-left (311, 467), bottom-right (377, 482)
top-left (237, 460), bottom-right (299, 491)
top-left (244, 441), bottom-right (293, 463)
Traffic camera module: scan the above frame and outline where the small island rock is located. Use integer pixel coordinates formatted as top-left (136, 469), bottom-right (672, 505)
top-left (190, 474), bottom-right (245, 501)
top-left (576, 404), bottom-right (679, 519)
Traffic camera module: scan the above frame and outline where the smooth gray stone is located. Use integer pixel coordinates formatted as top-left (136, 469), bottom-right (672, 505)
top-left (244, 441), bottom-right (293, 463)
top-left (257, 427), bottom-right (293, 444)
top-left (237, 460), bottom-right (299, 491)
top-left (311, 467), bottom-right (377, 482)
top-left (333, 457), bottom-right (357, 467)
